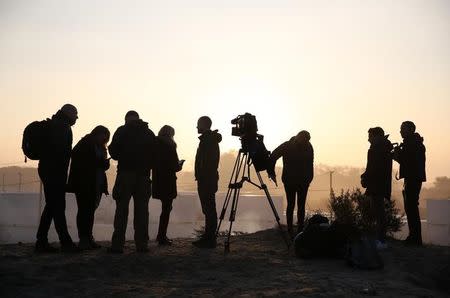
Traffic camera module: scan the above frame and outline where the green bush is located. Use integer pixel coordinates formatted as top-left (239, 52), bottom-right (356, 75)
top-left (329, 189), bottom-right (403, 236)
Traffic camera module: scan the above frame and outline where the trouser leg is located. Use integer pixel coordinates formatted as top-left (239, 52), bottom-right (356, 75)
top-left (284, 185), bottom-right (296, 233)
top-left (371, 195), bottom-right (386, 242)
top-left (111, 172), bottom-right (135, 249)
top-left (157, 199), bottom-right (173, 239)
top-left (296, 184), bottom-right (309, 232)
top-left (76, 192), bottom-right (97, 241)
top-left (404, 180), bottom-right (422, 242)
top-left (198, 182), bottom-right (217, 239)
top-left (40, 178), bottom-right (72, 245)
top-left (133, 176), bottom-right (151, 249)
top-left (36, 203), bottom-right (52, 244)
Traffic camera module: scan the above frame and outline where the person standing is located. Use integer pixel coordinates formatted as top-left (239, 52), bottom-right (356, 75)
top-left (35, 104), bottom-right (79, 253)
top-left (361, 127), bottom-right (393, 249)
top-left (192, 116), bottom-right (222, 248)
top-left (393, 121), bottom-right (426, 246)
top-left (108, 111), bottom-right (156, 253)
top-left (268, 130), bottom-right (314, 237)
top-left (152, 125), bottom-right (184, 246)
top-left (67, 125), bottom-right (110, 250)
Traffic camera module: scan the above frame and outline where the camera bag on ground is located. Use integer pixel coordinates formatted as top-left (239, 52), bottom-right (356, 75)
top-left (294, 214), bottom-right (348, 259)
top-left (22, 119), bottom-right (51, 161)
top-left (346, 237), bottom-right (384, 270)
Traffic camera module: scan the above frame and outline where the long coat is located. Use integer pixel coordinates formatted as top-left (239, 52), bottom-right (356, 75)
top-left (152, 137), bottom-right (182, 200)
top-left (361, 137), bottom-right (393, 199)
top-left (67, 134), bottom-right (109, 196)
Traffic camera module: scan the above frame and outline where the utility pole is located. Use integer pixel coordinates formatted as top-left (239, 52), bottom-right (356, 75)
top-left (329, 171), bottom-right (335, 198)
top-left (18, 172), bottom-right (22, 192)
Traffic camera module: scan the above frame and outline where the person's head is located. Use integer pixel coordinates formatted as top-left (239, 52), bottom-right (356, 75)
top-left (197, 116), bottom-right (212, 134)
top-left (61, 104), bottom-right (78, 126)
top-left (158, 125), bottom-right (175, 139)
top-left (294, 130), bottom-right (311, 144)
top-left (90, 125), bottom-right (110, 146)
top-left (400, 121), bottom-right (416, 139)
top-left (125, 110), bottom-right (140, 124)
top-left (368, 127), bottom-right (384, 144)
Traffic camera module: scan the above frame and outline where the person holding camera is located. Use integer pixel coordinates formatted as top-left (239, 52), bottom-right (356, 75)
top-left (67, 125), bottom-right (110, 250)
top-left (108, 111), bottom-right (156, 253)
top-left (360, 127), bottom-right (393, 250)
top-left (393, 121), bottom-right (426, 246)
top-left (268, 130), bottom-right (314, 237)
top-left (152, 125), bottom-right (184, 246)
top-left (192, 116), bottom-right (222, 248)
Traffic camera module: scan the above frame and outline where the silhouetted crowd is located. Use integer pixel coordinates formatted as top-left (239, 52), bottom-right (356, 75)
top-left (27, 104), bottom-right (426, 253)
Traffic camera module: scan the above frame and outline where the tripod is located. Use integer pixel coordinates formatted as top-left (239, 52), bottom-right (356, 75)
top-left (216, 149), bottom-right (290, 253)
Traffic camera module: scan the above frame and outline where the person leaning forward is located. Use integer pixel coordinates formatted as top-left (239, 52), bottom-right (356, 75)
top-left (268, 130), bottom-right (314, 237)
top-left (192, 116), bottom-right (222, 249)
top-left (108, 111), bottom-right (156, 253)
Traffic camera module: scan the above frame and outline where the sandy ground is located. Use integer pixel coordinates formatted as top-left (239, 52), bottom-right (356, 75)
top-left (1, 229), bottom-right (449, 298)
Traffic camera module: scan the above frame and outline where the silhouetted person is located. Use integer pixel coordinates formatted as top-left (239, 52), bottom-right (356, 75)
top-left (35, 104), bottom-right (79, 253)
top-left (269, 131), bottom-right (314, 236)
top-left (393, 121), bottom-right (426, 246)
top-left (192, 116), bottom-right (222, 248)
top-left (67, 125), bottom-right (110, 250)
top-left (108, 111), bottom-right (156, 253)
top-left (361, 127), bottom-right (393, 250)
top-left (152, 125), bottom-right (184, 246)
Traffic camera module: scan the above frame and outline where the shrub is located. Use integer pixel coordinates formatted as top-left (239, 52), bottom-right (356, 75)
top-left (329, 189), bottom-right (403, 236)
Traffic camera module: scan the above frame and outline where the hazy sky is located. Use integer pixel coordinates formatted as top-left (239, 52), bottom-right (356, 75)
top-left (1, 0), bottom-right (449, 183)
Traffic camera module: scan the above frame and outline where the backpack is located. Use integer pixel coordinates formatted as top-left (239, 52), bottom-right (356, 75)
top-left (346, 237), bottom-right (384, 270)
top-left (22, 119), bottom-right (51, 161)
top-left (294, 215), bottom-right (347, 259)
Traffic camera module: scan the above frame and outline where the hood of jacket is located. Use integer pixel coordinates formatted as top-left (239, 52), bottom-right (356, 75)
top-left (404, 133), bottom-right (424, 146)
top-left (52, 110), bottom-right (72, 127)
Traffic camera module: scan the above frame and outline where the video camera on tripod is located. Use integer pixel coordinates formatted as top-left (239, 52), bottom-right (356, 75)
top-left (230, 113), bottom-right (270, 172)
top-left (216, 113), bottom-right (290, 253)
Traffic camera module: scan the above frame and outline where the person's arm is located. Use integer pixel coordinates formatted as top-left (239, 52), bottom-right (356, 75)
top-left (108, 127), bottom-right (122, 161)
top-left (267, 142), bottom-right (286, 177)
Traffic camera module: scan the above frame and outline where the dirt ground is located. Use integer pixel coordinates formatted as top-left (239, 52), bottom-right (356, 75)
top-left (1, 229), bottom-right (449, 297)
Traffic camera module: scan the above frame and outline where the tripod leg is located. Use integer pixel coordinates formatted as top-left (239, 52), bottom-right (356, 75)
top-left (256, 171), bottom-right (291, 249)
top-left (225, 184), bottom-right (241, 253)
top-left (216, 151), bottom-right (243, 236)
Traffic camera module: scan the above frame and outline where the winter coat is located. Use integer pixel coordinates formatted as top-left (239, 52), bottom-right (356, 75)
top-left (108, 120), bottom-right (156, 176)
top-left (195, 130), bottom-right (222, 183)
top-left (270, 137), bottom-right (314, 187)
top-left (361, 137), bottom-right (393, 199)
top-left (152, 137), bottom-right (182, 200)
top-left (394, 133), bottom-right (426, 182)
top-left (67, 134), bottom-right (110, 196)
top-left (38, 110), bottom-right (73, 181)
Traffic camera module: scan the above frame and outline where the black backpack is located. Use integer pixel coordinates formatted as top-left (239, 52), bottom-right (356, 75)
top-left (22, 119), bottom-right (51, 161)
top-left (346, 237), bottom-right (384, 270)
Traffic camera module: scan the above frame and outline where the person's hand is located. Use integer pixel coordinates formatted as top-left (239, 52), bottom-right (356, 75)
top-left (268, 173), bottom-right (278, 187)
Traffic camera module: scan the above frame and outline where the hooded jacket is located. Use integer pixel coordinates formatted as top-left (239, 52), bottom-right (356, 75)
top-left (361, 136), bottom-right (393, 199)
top-left (38, 110), bottom-right (73, 180)
top-left (152, 136), bottom-right (182, 200)
top-left (395, 133), bottom-right (426, 182)
top-left (67, 134), bottom-right (110, 196)
top-left (270, 137), bottom-right (314, 187)
top-left (195, 130), bottom-right (222, 182)
top-left (108, 120), bottom-right (156, 176)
